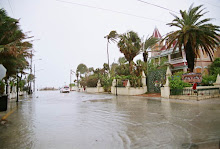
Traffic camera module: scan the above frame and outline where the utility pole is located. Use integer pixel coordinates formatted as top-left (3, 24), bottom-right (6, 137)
top-left (29, 50), bottom-right (33, 94)
top-left (70, 70), bottom-right (75, 91)
top-left (34, 64), bottom-right (35, 92)
top-left (16, 69), bottom-right (19, 102)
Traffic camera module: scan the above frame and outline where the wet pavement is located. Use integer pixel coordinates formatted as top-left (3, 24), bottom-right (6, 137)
top-left (0, 91), bottom-right (220, 149)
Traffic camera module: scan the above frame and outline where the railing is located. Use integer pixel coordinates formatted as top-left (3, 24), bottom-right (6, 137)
top-left (170, 88), bottom-right (220, 96)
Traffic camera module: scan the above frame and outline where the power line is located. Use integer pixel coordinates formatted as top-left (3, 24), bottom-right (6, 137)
top-left (7, 0), bottom-right (14, 17)
top-left (198, 0), bottom-right (220, 8)
top-left (56, 0), bottom-right (167, 23)
top-left (137, 0), bottom-right (179, 14)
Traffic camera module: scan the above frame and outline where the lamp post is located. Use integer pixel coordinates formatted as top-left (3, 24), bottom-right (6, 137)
top-left (16, 68), bottom-right (20, 102)
top-left (34, 65), bottom-right (43, 92)
top-left (30, 58), bottom-right (42, 93)
top-left (70, 69), bottom-right (75, 91)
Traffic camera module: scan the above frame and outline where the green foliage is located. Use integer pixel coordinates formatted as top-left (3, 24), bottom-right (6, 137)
top-left (0, 9), bottom-right (32, 79)
top-left (163, 5), bottom-right (220, 72)
top-left (69, 83), bottom-right (75, 87)
top-left (118, 57), bottom-right (127, 65)
top-left (82, 75), bottom-right (98, 87)
top-left (0, 80), bottom-right (5, 95)
top-left (169, 75), bottom-right (191, 90)
top-left (27, 74), bottom-right (34, 82)
top-left (115, 64), bottom-right (130, 76)
top-left (201, 75), bottom-right (216, 86)
top-left (209, 58), bottom-right (220, 76)
top-left (100, 75), bottom-right (112, 92)
top-left (117, 31), bottom-right (142, 73)
top-left (142, 36), bottom-right (159, 62)
top-left (115, 75), bottom-right (142, 88)
top-left (77, 63), bottom-right (88, 75)
top-left (18, 79), bottom-right (26, 91)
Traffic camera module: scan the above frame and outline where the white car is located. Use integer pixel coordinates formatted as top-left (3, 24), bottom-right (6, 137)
top-left (60, 86), bottom-right (70, 93)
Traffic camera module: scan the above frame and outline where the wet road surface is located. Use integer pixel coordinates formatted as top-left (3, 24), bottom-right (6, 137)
top-left (0, 91), bottom-right (220, 149)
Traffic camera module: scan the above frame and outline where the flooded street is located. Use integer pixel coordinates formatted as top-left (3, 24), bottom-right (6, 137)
top-left (0, 91), bottom-right (220, 149)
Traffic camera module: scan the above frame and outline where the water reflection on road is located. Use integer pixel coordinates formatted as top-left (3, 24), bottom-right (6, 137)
top-left (0, 91), bottom-right (220, 149)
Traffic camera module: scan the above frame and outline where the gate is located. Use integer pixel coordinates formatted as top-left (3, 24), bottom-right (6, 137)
top-left (147, 69), bottom-right (166, 93)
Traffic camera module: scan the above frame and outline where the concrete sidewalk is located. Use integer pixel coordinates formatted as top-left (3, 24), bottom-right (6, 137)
top-left (0, 94), bottom-right (31, 121)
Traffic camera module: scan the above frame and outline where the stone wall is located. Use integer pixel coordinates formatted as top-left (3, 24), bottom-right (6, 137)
top-left (111, 71), bottom-right (147, 96)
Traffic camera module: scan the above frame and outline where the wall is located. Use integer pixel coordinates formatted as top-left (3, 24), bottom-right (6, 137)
top-left (111, 86), bottom-right (147, 96)
top-left (86, 87), bottom-right (104, 93)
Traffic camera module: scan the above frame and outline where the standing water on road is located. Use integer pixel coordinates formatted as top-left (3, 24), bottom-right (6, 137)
top-left (0, 91), bottom-right (220, 149)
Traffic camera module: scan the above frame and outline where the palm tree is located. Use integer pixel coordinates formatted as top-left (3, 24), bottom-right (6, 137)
top-left (117, 31), bottom-right (142, 74)
top-left (163, 5), bottom-right (220, 72)
top-left (118, 57), bottom-right (127, 65)
top-left (76, 63), bottom-right (88, 77)
top-left (104, 31), bottom-right (118, 69)
top-left (142, 36), bottom-right (159, 62)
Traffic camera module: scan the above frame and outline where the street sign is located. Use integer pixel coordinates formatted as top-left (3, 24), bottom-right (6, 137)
top-left (0, 64), bottom-right (7, 80)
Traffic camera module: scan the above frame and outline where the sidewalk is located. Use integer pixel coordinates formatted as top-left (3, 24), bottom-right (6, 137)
top-left (0, 94), bottom-right (30, 121)
top-left (0, 98), bottom-right (19, 121)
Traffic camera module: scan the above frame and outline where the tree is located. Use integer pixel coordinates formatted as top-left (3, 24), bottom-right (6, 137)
top-left (209, 58), bottom-right (220, 76)
top-left (142, 36), bottom-right (159, 62)
top-left (163, 5), bottom-right (220, 72)
top-left (76, 63), bottom-right (88, 76)
top-left (118, 57), bottom-right (127, 65)
top-left (104, 31), bottom-right (118, 70)
top-left (117, 31), bottom-right (142, 74)
top-left (0, 9), bottom-right (32, 80)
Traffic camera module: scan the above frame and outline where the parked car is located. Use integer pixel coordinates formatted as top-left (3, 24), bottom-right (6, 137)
top-left (60, 86), bottom-right (70, 93)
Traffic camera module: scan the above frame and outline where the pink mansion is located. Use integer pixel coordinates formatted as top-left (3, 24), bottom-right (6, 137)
top-left (149, 27), bottom-right (220, 74)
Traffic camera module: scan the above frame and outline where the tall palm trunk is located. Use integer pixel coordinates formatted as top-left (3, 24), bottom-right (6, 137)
top-left (129, 61), bottom-right (133, 74)
top-left (185, 41), bottom-right (195, 72)
top-left (143, 52), bottom-right (148, 62)
top-left (106, 41), bottom-right (110, 70)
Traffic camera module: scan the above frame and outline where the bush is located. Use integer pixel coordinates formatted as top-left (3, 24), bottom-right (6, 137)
top-left (100, 75), bottom-right (112, 92)
top-left (169, 75), bottom-right (191, 90)
top-left (86, 75), bottom-right (98, 87)
top-left (209, 58), bottom-right (220, 76)
top-left (0, 80), bottom-right (5, 95)
top-left (115, 75), bottom-right (142, 88)
top-left (80, 75), bottom-right (98, 87)
top-left (201, 75), bottom-right (216, 86)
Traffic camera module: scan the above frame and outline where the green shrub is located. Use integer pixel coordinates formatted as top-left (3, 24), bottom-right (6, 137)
top-left (101, 75), bottom-right (112, 92)
top-left (169, 76), bottom-right (191, 90)
top-left (0, 80), bottom-right (5, 95)
top-left (201, 75), bottom-right (215, 86)
top-left (209, 58), bottom-right (220, 76)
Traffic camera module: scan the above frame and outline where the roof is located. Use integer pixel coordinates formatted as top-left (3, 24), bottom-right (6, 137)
top-left (152, 27), bottom-right (162, 39)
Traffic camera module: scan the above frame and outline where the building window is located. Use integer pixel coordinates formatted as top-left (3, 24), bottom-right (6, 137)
top-left (195, 68), bottom-right (202, 73)
top-left (171, 52), bottom-right (182, 60)
top-left (161, 56), bottom-right (168, 64)
top-left (155, 58), bottom-right (159, 64)
top-left (203, 68), bottom-right (209, 75)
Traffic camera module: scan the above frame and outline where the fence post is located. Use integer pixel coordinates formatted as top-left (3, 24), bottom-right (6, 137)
top-left (213, 74), bottom-right (220, 93)
top-left (161, 67), bottom-right (172, 98)
top-left (97, 79), bottom-right (101, 92)
top-left (142, 71), bottom-right (147, 93)
top-left (111, 79), bottom-right (116, 94)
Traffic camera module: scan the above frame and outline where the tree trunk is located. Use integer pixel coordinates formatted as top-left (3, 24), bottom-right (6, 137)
top-left (185, 41), bottom-right (195, 72)
top-left (106, 41), bottom-right (110, 70)
top-left (143, 52), bottom-right (148, 62)
top-left (129, 61), bottom-right (133, 74)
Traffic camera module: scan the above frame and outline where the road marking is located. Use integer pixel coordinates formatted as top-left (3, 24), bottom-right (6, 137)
top-left (1, 107), bottom-right (17, 121)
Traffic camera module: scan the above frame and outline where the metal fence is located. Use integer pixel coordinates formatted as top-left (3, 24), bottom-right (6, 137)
top-left (170, 88), bottom-right (220, 96)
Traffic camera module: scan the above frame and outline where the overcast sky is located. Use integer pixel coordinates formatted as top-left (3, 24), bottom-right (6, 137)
top-left (1, 0), bottom-right (220, 88)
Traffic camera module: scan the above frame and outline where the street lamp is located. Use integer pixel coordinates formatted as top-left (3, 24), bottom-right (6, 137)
top-left (16, 68), bottom-right (20, 102)
top-left (29, 58), bottom-right (42, 94)
top-left (70, 69), bottom-right (75, 91)
top-left (34, 65), bottom-right (43, 92)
